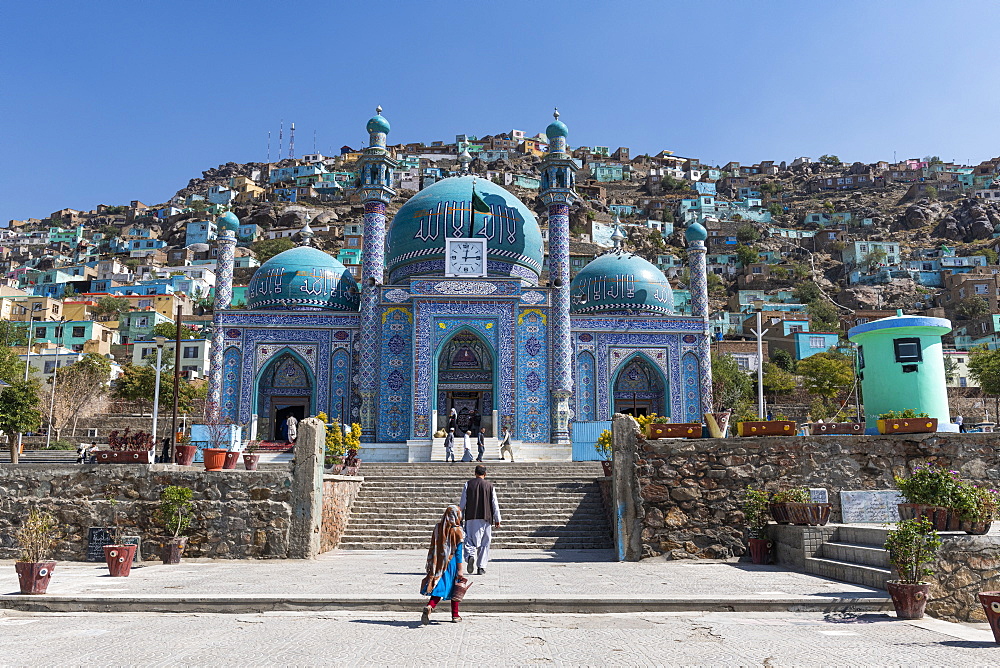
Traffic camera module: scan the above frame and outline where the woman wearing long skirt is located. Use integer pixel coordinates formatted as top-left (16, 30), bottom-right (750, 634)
top-left (420, 504), bottom-right (468, 623)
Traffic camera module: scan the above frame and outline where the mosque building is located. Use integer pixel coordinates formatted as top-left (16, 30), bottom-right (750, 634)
top-left (207, 109), bottom-right (714, 461)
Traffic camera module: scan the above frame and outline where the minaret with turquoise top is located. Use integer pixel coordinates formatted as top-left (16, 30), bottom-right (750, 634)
top-left (540, 109), bottom-right (575, 445)
top-left (207, 211), bottom-right (239, 421)
top-left (686, 221), bottom-right (714, 416)
top-left (357, 107), bottom-right (397, 441)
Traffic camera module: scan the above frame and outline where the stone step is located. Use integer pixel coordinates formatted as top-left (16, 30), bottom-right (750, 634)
top-left (834, 525), bottom-right (891, 547)
top-left (359, 464), bottom-right (602, 474)
top-left (819, 541), bottom-right (891, 568)
top-left (350, 504), bottom-right (604, 514)
top-left (348, 511), bottom-right (607, 521)
top-left (338, 541), bottom-right (612, 550)
top-left (804, 556), bottom-right (891, 590)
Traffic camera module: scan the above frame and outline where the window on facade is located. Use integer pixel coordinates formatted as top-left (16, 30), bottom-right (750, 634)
top-left (34, 327), bottom-right (44, 339)
top-left (893, 337), bottom-right (922, 363)
top-left (857, 345), bottom-right (865, 369)
top-left (789, 325), bottom-right (804, 333)
top-left (736, 357), bottom-right (750, 370)
top-left (71, 344), bottom-right (83, 352)
top-left (960, 377), bottom-right (968, 387)
top-left (43, 361), bottom-right (55, 374)
top-left (809, 336), bottom-right (826, 348)
top-left (139, 300), bottom-right (151, 308)
top-left (72, 327), bottom-right (84, 338)
top-left (183, 346), bottom-right (198, 359)
top-left (32, 303), bottom-right (42, 311)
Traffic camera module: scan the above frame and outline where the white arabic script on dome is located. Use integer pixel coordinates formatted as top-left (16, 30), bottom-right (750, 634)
top-left (383, 288), bottom-right (410, 303)
top-left (520, 291), bottom-right (546, 304)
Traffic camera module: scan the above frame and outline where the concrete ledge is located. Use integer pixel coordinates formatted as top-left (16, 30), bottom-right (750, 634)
top-left (0, 594), bottom-right (892, 614)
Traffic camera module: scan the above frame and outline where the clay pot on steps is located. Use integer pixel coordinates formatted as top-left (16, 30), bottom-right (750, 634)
top-left (15, 561), bottom-right (56, 594)
top-left (747, 538), bottom-right (771, 564)
top-left (103, 544), bottom-right (137, 578)
top-left (601, 460), bottom-right (612, 477)
top-left (243, 454), bottom-right (260, 470)
top-left (160, 537), bottom-right (188, 565)
top-left (174, 445), bottom-right (197, 466)
top-left (978, 592), bottom-right (1000, 644)
top-left (202, 448), bottom-right (227, 471)
top-left (886, 581), bottom-right (930, 619)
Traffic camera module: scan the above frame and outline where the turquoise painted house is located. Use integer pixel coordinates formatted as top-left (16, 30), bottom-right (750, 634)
top-left (848, 312), bottom-right (954, 434)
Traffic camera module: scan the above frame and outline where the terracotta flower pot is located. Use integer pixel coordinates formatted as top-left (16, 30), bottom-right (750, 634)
top-left (705, 411), bottom-right (731, 438)
top-left (897, 503), bottom-right (992, 534)
top-left (160, 537), bottom-right (188, 565)
top-left (877, 417), bottom-right (938, 434)
top-left (15, 561), bottom-right (56, 595)
top-left (222, 451), bottom-right (240, 470)
top-left (886, 581), bottom-right (930, 619)
top-left (601, 460), bottom-right (612, 477)
top-left (174, 445), bottom-right (197, 466)
top-left (202, 448), bottom-right (227, 471)
top-left (646, 423), bottom-right (703, 439)
top-left (96, 450), bottom-right (152, 464)
top-left (737, 420), bottom-right (796, 437)
top-left (769, 502), bottom-right (832, 526)
top-left (243, 453), bottom-right (260, 470)
top-left (103, 544), bottom-right (137, 577)
top-left (978, 592), bottom-right (1000, 643)
top-left (810, 422), bottom-right (864, 435)
top-left (748, 537), bottom-right (771, 564)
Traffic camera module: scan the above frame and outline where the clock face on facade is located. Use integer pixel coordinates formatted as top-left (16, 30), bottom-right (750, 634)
top-left (446, 239), bottom-right (486, 276)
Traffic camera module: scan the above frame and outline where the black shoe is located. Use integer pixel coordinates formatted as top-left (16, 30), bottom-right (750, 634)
top-left (467, 555), bottom-right (475, 573)
top-left (477, 568), bottom-right (486, 575)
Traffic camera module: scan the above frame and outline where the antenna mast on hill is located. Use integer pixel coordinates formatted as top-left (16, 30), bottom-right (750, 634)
top-left (267, 131), bottom-right (271, 163)
top-left (313, 130), bottom-right (317, 154)
top-left (289, 122), bottom-right (295, 159)
top-left (279, 120), bottom-right (284, 161)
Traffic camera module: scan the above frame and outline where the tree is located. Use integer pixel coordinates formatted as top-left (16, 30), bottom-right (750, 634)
top-left (956, 296), bottom-right (990, 321)
top-left (707, 272), bottom-right (726, 298)
top-left (968, 345), bottom-right (1000, 419)
top-left (808, 300), bottom-right (841, 332)
top-left (862, 247), bottom-right (888, 272)
top-left (972, 248), bottom-right (999, 265)
top-left (40, 353), bottom-right (112, 439)
top-left (112, 362), bottom-right (205, 413)
top-left (735, 244), bottom-right (759, 268)
top-left (924, 185), bottom-right (938, 201)
top-left (767, 202), bottom-right (783, 217)
top-left (793, 281), bottom-right (823, 304)
top-left (187, 199), bottom-right (209, 214)
top-left (251, 238), bottom-right (296, 263)
top-left (0, 381), bottom-right (42, 464)
top-left (711, 352), bottom-right (753, 415)
top-left (819, 155), bottom-right (842, 166)
top-left (735, 223), bottom-right (760, 245)
top-left (0, 341), bottom-right (27, 385)
top-left (92, 296), bottom-right (131, 322)
top-left (151, 322), bottom-right (197, 341)
top-left (792, 263), bottom-right (811, 279)
top-left (761, 362), bottom-right (796, 403)
top-left (797, 351), bottom-right (854, 416)
top-left (760, 182), bottom-right (783, 197)
top-left (771, 348), bottom-right (796, 372)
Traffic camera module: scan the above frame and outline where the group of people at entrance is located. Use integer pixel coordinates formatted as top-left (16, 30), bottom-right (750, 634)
top-left (443, 408), bottom-right (515, 463)
top-left (419, 464), bottom-right (502, 624)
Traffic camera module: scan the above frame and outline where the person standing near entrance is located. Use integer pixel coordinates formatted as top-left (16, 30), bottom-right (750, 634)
top-left (476, 428), bottom-right (486, 462)
top-left (460, 465), bottom-right (501, 575)
top-left (499, 428), bottom-right (514, 462)
top-left (285, 415), bottom-right (298, 443)
top-left (460, 431), bottom-right (474, 462)
top-left (448, 407), bottom-right (458, 432)
top-left (955, 415), bottom-right (966, 433)
top-left (444, 428), bottom-right (456, 463)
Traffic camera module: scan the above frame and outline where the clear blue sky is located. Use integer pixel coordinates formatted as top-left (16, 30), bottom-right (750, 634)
top-left (3, 0), bottom-right (1000, 224)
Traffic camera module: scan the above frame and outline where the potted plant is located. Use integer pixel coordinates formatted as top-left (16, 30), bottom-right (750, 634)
top-left (155, 485), bottom-right (194, 564)
top-left (736, 411), bottom-right (796, 437)
top-left (14, 508), bottom-right (57, 595)
top-left (742, 487), bottom-right (772, 564)
top-left (102, 496), bottom-right (137, 577)
top-left (96, 428), bottom-right (155, 464)
top-left (977, 591), bottom-right (1000, 644)
top-left (884, 517), bottom-right (941, 619)
top-left (174, 432), bottom-right (196, 466)
top-left (768, 486), bottom-right (832, 525)
top-left (243, 440), bottom-right (261, 471)
top-left (705, 411), bottom-right (731, 438)
top-left (877, 409), bottom-right (937, 435)
top-left (895, 464), bottom-right (998, 534)
top-left (596, 428), bottom-right (612, 476)
top-left (643, 412), bottom-right (704, 439)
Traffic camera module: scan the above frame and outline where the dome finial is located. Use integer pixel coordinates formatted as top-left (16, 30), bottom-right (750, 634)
top-left (376, 105), bottom-right (383, 115)
top-left (299, 216), bottom-right (315, 246)
top-left (611, 219), bottom-right (626, 251)
top-left (553, 107), bottom-right (559, 120)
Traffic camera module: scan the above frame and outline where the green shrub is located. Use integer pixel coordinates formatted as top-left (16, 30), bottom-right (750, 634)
top-left (895, 464), bottom-right (1000, 521)
top-left (742, 487), bottom-right (771, 538)
top-left (771, 487), bottom-right (810, 503)
top-left (48, 440), bottom-right (75, 450)
top-left (879, 409), bottom-right (930, 419)
top-left (884, 517), bottom-right (940, 584)
top-left (155, 486), bottom-right (194, 538)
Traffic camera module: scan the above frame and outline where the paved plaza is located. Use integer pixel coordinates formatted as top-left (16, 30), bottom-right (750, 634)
top-left (1, 609), bottom-right (996, 666)
top-left (1, 549), bottom-right (889, 613)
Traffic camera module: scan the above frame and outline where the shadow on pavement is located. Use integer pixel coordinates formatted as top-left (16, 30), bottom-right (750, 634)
top-left (348, 619), bottom-right (425, 629)
top-left (939, 640), bottom-right (997, 648)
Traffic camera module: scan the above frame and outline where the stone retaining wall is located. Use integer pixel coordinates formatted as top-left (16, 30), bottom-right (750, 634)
top-left (0, 420), bottom-right (339, 561)
top-left (610, 415), bottom-right (1000, 561)
top-left (930, 535), bottom-right (1000, 622)
top-left (321, 475), bottom-right (364, 553)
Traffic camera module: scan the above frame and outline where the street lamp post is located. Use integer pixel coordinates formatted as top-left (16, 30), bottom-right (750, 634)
top-left (17, 312), bottom-right (34, 456)
top-left (45, 317), bottom-right (65, 449)
top-left (152, 336), bottom-right (167, 449)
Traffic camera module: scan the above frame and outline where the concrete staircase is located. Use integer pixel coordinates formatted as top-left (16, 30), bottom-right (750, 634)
top-left (338, 462), bottom-right (612, 550)
top-left (772, 524), bottom-right (891, 590)
top-left (0, 449), bottom-right (79, 464)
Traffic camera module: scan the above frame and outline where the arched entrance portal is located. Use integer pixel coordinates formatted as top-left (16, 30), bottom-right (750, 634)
top-left (613, 355), bottom-right (667, 418)
top-left (256, 352), bottom-right (313, 441)
top-left (435, 330), bottom-right (494, 436)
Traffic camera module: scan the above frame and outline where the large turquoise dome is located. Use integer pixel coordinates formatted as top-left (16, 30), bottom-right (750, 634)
top-left (385, 176), bottom-right (544, 283)
top-left (570, 253), bottom-right (674, 315)
top-left (247, 247), bottom-right (360, 311)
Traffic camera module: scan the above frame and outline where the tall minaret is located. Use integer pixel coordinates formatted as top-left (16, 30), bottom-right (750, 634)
top-left (207, 211), bottom-right (239, 421)
top-left (357, 107), bottom-right (397, 441)
top-left (540, 109), bottom-right (576, 445)
top-left (685, 222), bottom-right (714, 416)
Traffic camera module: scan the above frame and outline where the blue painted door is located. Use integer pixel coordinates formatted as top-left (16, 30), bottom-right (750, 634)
top-left (571, 420), bottom-right (612, 461)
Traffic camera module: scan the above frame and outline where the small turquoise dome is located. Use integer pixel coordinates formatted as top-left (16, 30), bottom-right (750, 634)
top-left (218, 212), bottom-right (239, 232)
top-left (247, 246), bottom-right (359, 311)
top-left (385, 176), bottom-right (544, 283)
top-left (685, 223), bottom-right (708, 242)
top-left (570, 253), bottom-right (674, 316)
top-left (546, 119), bottom-right (568, 140)
top-left (366, 113), bottom-right (390, 135)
